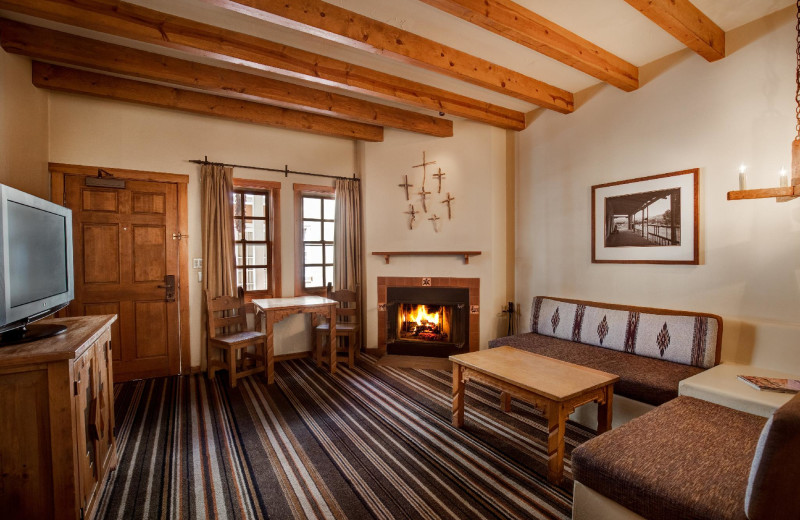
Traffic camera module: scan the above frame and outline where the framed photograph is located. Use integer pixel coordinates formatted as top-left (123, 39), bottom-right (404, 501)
top-left (592, 169), bottom-right (699, 264)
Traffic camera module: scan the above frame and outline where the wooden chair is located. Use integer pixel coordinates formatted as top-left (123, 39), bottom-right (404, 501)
top-left (205, 288), bottom-right (266, 388)
top-left (315, 285), bottom-right (360, 369)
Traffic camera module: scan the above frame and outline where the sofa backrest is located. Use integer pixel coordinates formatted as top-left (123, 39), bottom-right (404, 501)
top-left (529, 296), bottom-right (722, 369)
top-left (745, 392), bottom-right (800, 520)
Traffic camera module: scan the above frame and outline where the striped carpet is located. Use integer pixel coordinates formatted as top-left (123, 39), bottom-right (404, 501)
top-left (95, 355), bottom-right (595, 519)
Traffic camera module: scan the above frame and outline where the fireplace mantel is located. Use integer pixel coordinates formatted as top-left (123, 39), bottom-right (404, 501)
top-left (372, 251), bottom-right (481, 264)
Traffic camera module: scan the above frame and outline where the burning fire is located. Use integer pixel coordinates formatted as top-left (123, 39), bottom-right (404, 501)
top-left (407, 305), bottom-right (440, 327)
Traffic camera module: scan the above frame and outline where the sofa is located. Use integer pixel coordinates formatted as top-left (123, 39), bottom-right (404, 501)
top-left (489, 296), bottom-right (723, 407)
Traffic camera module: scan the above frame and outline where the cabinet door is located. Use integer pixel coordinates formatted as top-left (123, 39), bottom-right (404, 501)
top-left (74, 347), bottom-right (99, 513)
top-left (95, 333), bottom-right (114, 475)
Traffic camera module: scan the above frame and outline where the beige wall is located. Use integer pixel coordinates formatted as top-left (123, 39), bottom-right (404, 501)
top-left (516, 7), bottom-right (800, 372)
top-left (0, 52), bottom-right (49, 199)
top-left (47, 91), bottom-right (353, 367)
top-left (362, 121), bottom-right (512, 349)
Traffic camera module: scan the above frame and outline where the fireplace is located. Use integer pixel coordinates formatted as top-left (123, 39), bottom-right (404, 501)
top-left (378, 277), bottom-right (479, 365)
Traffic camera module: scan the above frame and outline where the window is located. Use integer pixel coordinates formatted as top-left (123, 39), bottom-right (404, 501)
top-left (294, 184), bottom-right (335, 296)
top-left (232, 179), bottom-right (281, 299)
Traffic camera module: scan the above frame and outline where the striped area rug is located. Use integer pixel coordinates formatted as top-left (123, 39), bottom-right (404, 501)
top-left (96, 356), bottom-right (594, 519)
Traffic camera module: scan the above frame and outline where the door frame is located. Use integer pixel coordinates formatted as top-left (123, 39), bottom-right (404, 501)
top-left (49, 163), bottom-right (191, 375)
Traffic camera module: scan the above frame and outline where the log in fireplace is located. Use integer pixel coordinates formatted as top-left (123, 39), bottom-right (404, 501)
top-left (386, 286), bottom-right (469, 357)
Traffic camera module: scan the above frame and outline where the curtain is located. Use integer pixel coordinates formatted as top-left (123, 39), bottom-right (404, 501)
top-left (201, 163), bottom-right (236, 370)
top-left (334, 178), bottom-right (363, 337)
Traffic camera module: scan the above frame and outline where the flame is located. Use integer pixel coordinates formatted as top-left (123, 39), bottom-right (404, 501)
top-left (407, 305), bottom-right (439, 326)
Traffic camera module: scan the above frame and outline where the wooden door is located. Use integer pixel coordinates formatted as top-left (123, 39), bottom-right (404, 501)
top-left (65, 175), bottom-right (180, 381)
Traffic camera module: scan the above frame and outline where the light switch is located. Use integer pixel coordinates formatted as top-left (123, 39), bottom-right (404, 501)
top-left (193, 258), bottom-right (202, 269)
top-left (197, 271), bottom-right (202, 283)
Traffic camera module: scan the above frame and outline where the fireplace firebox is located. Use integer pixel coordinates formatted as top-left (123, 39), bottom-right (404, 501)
top-left (386, 287), bottom-right (469, 357)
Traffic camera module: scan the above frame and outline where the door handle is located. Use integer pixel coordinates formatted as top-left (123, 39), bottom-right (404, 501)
top-left (158, 274), bottom-right (176, 302)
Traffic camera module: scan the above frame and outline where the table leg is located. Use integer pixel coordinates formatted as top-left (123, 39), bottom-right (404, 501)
top-left (500, 391), bottom-right (512, 412)
top-left (597, 385), bottom-right (614, 433)
top-left (328, 304), bottom-right (337, 375)
top-left (452, 364), bottom-right (465, 427)
top-left (265, 311), bottom-right (275, 385)
top-left (546, 402), bottom-right (566, 486)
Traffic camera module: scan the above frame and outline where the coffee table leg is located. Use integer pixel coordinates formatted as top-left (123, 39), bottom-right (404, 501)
top-left (452, 364), bottom-right (465, 427)
top-left (546, 403), bottom-right (566, 486)
top-left (597, 385), bottom-right (614, 433)
top-left (500, 391), bottom-right (511, 412)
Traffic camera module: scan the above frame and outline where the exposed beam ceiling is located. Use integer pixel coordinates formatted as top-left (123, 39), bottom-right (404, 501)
top-left (201, 0), bottom-right (575, 112)
top-left (32, 62), bottom-right (384, 141)
top-left (0, 0), bottom-right (526, 130)
top-left (417, 0), bottom-right (639, 92)
top-left (0, 19), bottom-right (451, 137)
top-left (623, 0), bottom-right (725, 61)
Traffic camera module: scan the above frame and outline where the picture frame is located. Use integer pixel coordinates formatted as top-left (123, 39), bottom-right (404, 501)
top-left (591, 169), bottom-right (699, 265)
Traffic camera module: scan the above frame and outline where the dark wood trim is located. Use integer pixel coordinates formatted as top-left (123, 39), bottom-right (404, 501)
top-left (177, 182), bottom-right (190, 373)
top-left (293, 183), bottom-right (335, 297)
top-left (372, 251), bottom-right (481, 264)
top-left (49, 163), bottom-right (189, 184)
top-left (274, 351), bottom-right (312, 362)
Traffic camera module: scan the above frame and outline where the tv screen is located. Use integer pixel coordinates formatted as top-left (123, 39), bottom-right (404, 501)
top-left (7, 201), bottom-right (69, 308)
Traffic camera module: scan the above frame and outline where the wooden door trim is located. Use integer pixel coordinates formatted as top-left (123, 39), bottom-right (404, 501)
top-left (50, 164), bottom-right (191, 376)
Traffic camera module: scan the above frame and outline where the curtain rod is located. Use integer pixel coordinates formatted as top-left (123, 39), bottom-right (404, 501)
top-left (189, 157), bottom-right (359, 182)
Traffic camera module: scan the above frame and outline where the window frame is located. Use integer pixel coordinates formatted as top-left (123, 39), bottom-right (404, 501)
top-left (233, 178), bottom-right (281, 301)
top-left (293, 183), bottom-right (335, 296)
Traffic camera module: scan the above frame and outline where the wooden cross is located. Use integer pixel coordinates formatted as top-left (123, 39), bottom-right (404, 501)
top-left (412, 151), bottom-right (436, 188)
top-left (404, 204), bottom-right (417, 230)
top-left (398, 175), bottom-right (413, 200)
top-left (442, 192), bottom-right (455, 219)
top-left (428, 214), bottom-right (441, 232)
top-left (418, 187), bottom-right (432, 213)
top-left (432, 168), bottom-right (446, 193)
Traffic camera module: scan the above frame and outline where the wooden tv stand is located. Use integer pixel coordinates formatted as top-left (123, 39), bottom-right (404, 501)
top-left (0, 315), bottom-right (118, 520)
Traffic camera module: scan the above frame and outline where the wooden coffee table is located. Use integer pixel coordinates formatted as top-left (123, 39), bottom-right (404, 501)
top-left (450, 346), bottom-right (619, 486)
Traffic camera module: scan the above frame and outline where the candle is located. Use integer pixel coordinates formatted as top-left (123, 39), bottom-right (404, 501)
top-left (738, 164), bottom-right (747, 190)
top-left (779, 167), bottom-right (789, 187)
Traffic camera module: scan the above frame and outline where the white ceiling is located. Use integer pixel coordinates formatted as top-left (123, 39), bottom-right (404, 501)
top-left (3, 0), bottom-right (794, 118)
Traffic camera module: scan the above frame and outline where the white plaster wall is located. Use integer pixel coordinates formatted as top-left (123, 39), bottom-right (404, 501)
top-left (47, 92), bottom-right (353, 367)
top-left (0, 51), bottom-right (49, 199)
top-left (362, 121), bottom-right (511, 349)
top-left (516, 8), bottom-right (800, 373)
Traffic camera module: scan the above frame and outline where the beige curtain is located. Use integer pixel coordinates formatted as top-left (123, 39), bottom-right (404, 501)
top-left (334, 178), bottom-right (363, 329)
top-left (201, 163), bottom-right (236, 370)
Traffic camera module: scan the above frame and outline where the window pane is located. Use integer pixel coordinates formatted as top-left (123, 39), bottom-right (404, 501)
top-left (244, 219), bottom-right (266, 241)
top-left (303, 220), bottom-right (321, 242)
top-left (303, 197), bottom-right (321, 219)
top-left (323, 198), bottom-right (335, 219)
top-left (324, 245), bottom-right (334, 263)
top-left (234, 218), bottom-right (243, 241)
top-left (305, 244), bottom-right (323, 265)
top-left (323, 221), bottom-right (335, 241)
top-left (235, 244), bottom-right (243, 267)
top-left (236, 268), bottom-right (243, 289)
top-left (246, 268), bottom-right (268, 290)
top-left (305, 266), bottom-right (323, 288)
top-left (245, 194), bottom-right (267, 218)
top-left (233, 193), bottom-right (243, 216)
top-left (246, 244), bottom-right (268, 266)
top-left (325, 266), bottom-right (334, 285)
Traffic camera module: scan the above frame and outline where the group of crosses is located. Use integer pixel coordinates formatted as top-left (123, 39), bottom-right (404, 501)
top-left (399, 151), bottom-right (455, 232)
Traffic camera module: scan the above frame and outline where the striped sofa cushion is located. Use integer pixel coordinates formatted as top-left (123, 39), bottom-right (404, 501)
top-left (530, 297), bottom-right (720, 369)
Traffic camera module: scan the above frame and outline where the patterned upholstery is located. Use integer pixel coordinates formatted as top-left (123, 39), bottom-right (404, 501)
top-left (488, 333), bottom-right (703, 405)
top-left (572, 396), bottom-right (766, 520)
top-left (530, 296), bottom-right (721, 368)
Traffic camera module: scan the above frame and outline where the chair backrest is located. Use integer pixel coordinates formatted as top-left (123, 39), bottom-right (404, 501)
top-left (744, 392), bottom-right (800, 519)
top-left (326, 285), bottom-right (358, 324)
top-left (204, 289), bottom-right (250, 338)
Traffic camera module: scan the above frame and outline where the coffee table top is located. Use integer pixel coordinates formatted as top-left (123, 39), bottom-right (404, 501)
top-left (450, 346), bottom-right (619, 401)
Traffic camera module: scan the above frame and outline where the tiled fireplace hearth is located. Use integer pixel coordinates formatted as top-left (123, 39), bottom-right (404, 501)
top-left (377, 277), bottom-right (479, 360)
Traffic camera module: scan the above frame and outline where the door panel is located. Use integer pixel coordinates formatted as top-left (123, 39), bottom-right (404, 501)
top-left (66, 176), bottom-right (180, 381)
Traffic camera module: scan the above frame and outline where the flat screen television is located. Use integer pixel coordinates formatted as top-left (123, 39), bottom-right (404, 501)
top-left (0, 184), bottom-right (74, 345)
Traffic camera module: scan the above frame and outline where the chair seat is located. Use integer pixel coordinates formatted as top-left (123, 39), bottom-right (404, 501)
top-left (212, 330), bottom-right (266, 346)
top-left (315, 322), bottom-right (359, 332)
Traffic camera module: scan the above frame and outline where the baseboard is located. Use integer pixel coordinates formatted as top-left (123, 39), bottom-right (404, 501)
top-left (275, 351), bottom-right (312, 362)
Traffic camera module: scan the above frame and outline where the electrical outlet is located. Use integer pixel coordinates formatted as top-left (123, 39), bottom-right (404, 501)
top-left (193, 258), bottom-right (202, 269)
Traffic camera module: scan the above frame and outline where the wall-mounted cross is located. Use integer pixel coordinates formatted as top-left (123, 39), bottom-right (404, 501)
top-left (418, 187), bottom-right (432, 213)
top-left (428, 214), bottom-right (441, 232)
top-left (432, 168), bottom-right (446, 193)
top-left (404, 204), bottom-right (417, 230)
top-left (412, 151), bottom-right (436, 188)
top-left (442, 192), bottom-right (455, 219)
top-left (398, 175), bottom-right (413, 200)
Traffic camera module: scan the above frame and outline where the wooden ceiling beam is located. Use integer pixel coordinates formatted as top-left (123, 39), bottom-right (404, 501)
top-left (623, 0), bottom-right (725, 62)
top-left (0, 0), bottom-right (526, 130)
top-left (417, 0), bottom-right (638, 91)
top-left (202, 0), bottom-right (574, 112)
top-left (0, 19), bottom-right (451, 137)
top-left (31, 62), bottom-right (384, 142)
